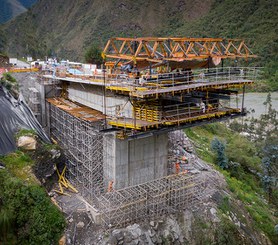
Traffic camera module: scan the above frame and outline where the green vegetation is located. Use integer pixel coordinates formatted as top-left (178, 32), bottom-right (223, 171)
top-left (175, 0), bottom-right (278, 90)
top-left (16, 128), bottom-right (37, 139)
top-left (214, 215), bottom-right (241, 245)
top-left (0, 72), bottom-right (19, 97)
top-left (231, 93), bottom-right (278, 204)
top-left (84, 43), bottom-right (103, 66)
top-left (3, 73), bottom-right (17, 83)
top-left (191, 201), bottom-right (248, 245)
top-left (0, 151), bottom-right (65, 244)
top-left (185, 121), bottom-right (278, 243)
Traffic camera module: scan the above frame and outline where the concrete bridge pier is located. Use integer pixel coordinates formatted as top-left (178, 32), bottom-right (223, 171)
top-left (103, 132), bottom-right (168, 190)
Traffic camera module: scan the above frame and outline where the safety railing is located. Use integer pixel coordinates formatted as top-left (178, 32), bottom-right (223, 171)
top-left (102, 67), bottom-right (262, 93)
top-left (137, 67), bottom-right (261, 89)
top-left (44, 66), bottom-right (262, 91)
top-left (162, 99), bottom-right (222, 121)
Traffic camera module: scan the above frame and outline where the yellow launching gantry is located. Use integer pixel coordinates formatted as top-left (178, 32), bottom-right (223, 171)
top-left (103, 37), bottom-right (256, 69)
top-left (101, 37), bottom-right (259, 138)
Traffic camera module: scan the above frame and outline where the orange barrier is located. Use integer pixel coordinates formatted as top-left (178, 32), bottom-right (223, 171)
top-left (9, 67), bottom-right (39, 73)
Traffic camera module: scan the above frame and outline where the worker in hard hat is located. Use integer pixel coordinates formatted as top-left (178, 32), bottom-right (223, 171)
top-left (175, 162), bottom-right (180, 174)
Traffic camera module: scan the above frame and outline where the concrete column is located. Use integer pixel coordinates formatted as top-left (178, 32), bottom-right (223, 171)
top-left (103, 132), bottom-right (168, 190)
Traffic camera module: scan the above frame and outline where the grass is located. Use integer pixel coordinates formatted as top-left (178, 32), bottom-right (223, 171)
top-left (16, 128), bottom-right (37, 139)
top-left (0, 150), bottom-right (38, 184)
top-left (223, 171), bottom-right (277, 242)
top-left (184, 123), bottom-right (278, 243)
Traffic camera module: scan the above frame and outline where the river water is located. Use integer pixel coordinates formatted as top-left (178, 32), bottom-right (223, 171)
top-left (231, 92), bottom-right (278, 119)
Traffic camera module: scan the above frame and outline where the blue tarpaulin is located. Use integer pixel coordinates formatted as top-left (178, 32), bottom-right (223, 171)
top-left (67, 69), bottom-right (83, 75)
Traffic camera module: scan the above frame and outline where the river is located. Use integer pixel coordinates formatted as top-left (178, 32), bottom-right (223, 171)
top-left (231, 92), bottom-right (278, 119)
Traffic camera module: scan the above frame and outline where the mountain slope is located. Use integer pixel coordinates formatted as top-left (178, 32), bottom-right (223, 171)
top-left (1, 0), bottom-right (277, 71)
top-left (0, 0), bottom-right (37, 23)
top-left (2, 0), bottom-right (213, 58)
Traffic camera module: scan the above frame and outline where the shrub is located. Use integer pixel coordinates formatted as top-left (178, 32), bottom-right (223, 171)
top-left (0, 169), bottom-right (65, 244)
top-left (84, 43), bottom-right (103, 66)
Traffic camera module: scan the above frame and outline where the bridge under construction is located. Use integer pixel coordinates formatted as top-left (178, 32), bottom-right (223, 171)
top-left (21, 37), bottom-right (259, 227)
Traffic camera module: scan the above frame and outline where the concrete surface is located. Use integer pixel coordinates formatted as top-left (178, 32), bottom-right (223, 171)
top-left (103, 132), bottom-right (168, 189)
top-left (68, 83), bottom-right (133, 118)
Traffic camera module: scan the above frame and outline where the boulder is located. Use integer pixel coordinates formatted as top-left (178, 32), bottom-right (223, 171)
top-left (17, 136), bottom-right (37, 150)
top-left (58, 235), bottom-right (66, 245)
top-left (76, 221), bottom-right (85, 228)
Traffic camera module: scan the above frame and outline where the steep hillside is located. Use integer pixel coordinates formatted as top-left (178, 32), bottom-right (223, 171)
top-left (2, 0), bottom-right (213, 58)
top-left (1, 0), bottom-right (278, 87)
top-left (0, 0), bottom-right (37, 23)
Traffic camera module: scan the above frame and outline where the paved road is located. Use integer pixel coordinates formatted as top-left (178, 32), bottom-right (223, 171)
top-left (15, 60), bottom-right (31, 68)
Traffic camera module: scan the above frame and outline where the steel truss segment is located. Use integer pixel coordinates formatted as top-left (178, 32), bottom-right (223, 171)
top-left (103, 37), bottom-right (256, 65)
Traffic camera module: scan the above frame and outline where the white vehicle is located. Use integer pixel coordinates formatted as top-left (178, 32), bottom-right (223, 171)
top-left (9, 58), bottom-right (17, 65)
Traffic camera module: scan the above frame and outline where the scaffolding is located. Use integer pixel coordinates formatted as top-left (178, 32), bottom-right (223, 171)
top-left (49, 102), bottom-right (105, 200)
top-left (47, 100), bottom-right (212, 228)
top-left (96, 172), bottom-right (209, 228)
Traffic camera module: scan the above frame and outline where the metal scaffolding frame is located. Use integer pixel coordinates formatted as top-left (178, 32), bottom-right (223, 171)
top-left (49, 103), bottom-right (105, 199)
top-left (48, 102), bottom-right (211, 228)
top-left (96, 172), bottom-right (208, 228)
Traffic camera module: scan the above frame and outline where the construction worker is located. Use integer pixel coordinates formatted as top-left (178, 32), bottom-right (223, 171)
top-left (207, 103), bottom-right (213, 112)
top-left (108, 180), bottom-right (114, 192)
top-left (175, 162), bottom-right (180, 174)
top-left (200, 101), bottom-right (206, 113)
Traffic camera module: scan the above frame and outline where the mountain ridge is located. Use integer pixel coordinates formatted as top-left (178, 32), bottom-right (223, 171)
top-left (0, 0), bottom-right (38, 23)
top-left (1, 0), bottom-right (277, 75)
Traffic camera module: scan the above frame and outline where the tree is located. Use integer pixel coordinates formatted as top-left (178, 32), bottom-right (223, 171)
top-left (0, 170), bottom-right (65, 244)
top-left (236, 93), bottom-right (278, 204)
top-left (211, 137), bottom-right (228, 169)
top-left (259, 94), bottom-right (278, 202)
top-left (84, 43), bottom-right (103, 66)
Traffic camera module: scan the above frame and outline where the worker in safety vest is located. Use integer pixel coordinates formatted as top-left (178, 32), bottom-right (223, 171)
top-left (108, 180), bottom-right (114, 192)
top-left (175, 162), bottom-right (180, 174)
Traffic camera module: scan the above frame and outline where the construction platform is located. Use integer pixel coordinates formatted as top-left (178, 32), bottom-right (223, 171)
top-left (43, 66), bottom-right (259, 138)
top-left (47, 97), bottom-right (105, 122)
top-left (108, 108), bottom-right (241, 130)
